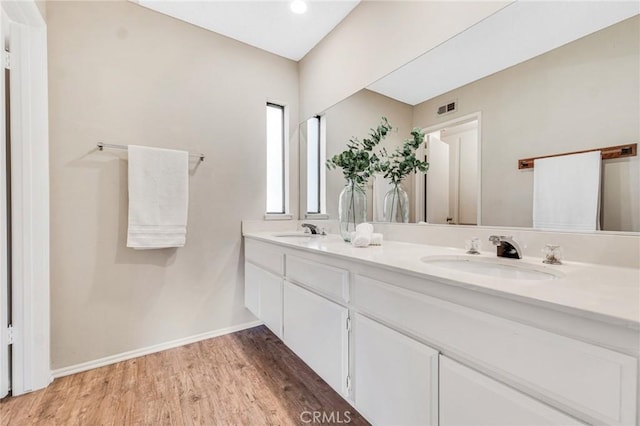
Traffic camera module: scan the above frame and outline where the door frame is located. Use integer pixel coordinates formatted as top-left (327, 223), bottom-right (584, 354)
top-left (0, 7), bottom-right (8, 400)
top-left (1, 1), bottom-right (50, 395)
top-left (414, 112), bottom-right (482, 225)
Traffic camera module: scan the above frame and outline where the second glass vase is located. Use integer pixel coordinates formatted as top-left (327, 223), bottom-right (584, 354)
top-left (383, 183), bottom-right (409, 223)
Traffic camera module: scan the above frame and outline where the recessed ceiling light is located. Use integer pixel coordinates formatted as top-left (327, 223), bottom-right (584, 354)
top-left (290, 0), bottom-right (307, 14)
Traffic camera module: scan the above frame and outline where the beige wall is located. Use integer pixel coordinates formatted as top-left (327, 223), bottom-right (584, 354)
top-left (322, 89), bottom-right (413, 222)
top-left (413, 16), bottom-right (640, 231)
top-left (298, 1), bottom-right (511, 121)
top-left (47, 1), bottom-right (299, 369)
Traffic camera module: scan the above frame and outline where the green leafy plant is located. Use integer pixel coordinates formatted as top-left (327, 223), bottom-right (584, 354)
top-left (326, 117), bottom-right (392, 186)
top-left (375, 127), bottom-right (429, 185)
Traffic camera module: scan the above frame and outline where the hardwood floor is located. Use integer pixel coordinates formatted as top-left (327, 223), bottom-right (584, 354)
top-left (0, 326), bottom-right (368, 425)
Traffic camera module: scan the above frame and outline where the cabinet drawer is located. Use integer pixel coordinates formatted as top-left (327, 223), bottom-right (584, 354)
top-left (354, 274), bottom-right (637, 426)
top-left (244, 238), bottom-right (284, 276)
top-left (286, 255), bottom-right (349, 303)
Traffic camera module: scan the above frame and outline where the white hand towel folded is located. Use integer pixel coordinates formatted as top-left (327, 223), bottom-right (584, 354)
top-left (127, 145), bottom-right (189, 249)
top-left (351, 223), bottom-right (374, 247)
top-left (350, 231), bottom-right (383, 247)
top-left (370, 233), bottom-right (384, 246)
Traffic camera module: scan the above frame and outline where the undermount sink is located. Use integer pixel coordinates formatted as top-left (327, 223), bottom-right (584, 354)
top-left (273, 232), bottom-right (315, 238)
top-left (420, 255), bottom-right (562, 281)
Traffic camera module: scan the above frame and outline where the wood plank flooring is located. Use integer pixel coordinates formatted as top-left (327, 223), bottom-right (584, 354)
top-left (0, 326), bottom-right (368, 425)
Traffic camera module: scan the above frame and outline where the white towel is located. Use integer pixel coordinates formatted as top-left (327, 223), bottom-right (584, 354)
top-left (533, 151), bottom-right (601, 231)
top-left (351, 223), bottom-right (374, 247)
top-left (350, 232), bottom-right (384, 246)
top-left (127, 145), bottom-right (189, 249)
top-left (370, 233), bottom-right (384, 246)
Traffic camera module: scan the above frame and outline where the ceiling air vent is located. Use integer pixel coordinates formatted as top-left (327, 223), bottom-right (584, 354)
top-left (437, 100), bottom-right (457, 116)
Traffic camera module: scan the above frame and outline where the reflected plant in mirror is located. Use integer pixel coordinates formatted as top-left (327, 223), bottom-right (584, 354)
top-left (375, 127), bottom-right (429, 223)
top-left (326, 118), bottom-right (391, 241)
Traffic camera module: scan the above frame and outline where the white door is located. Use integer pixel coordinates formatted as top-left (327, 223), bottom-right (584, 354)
top-left (440, 356), bottom-right (586, 426)
top-left (0, 2), bottom-right (50, 396)
top-left (426, 133), bottom-right (450, 224)
top-left (354, 314), bottom-right (439, 425)
top-left (0, 8), bottom-right (9, 399)
top-left (440, 122), bottom-right (479, 225)
top-left (283, 281), bottom-right (349, 396)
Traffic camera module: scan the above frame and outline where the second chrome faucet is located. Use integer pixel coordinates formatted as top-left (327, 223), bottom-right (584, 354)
top-left (489, 235), bottom-right (523, 259)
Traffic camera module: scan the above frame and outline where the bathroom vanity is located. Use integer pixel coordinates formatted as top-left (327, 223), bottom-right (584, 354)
top-left (243, 232), bottom-right (639, 426)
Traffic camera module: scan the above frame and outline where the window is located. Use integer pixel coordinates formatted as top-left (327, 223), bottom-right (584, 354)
top-left (306, 115), bottom-right (325, 215)
top-left (266, 103), bottom-right (286, 214)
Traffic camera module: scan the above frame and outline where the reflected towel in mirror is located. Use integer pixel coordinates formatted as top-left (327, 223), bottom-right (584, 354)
top-left (533, 151), bottom-right (601, 231)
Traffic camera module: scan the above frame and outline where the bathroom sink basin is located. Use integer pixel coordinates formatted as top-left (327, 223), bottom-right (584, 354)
top-left (420, 255), bottom-right (561, 281)
top-left (272, 232), bottom-right (315, 238)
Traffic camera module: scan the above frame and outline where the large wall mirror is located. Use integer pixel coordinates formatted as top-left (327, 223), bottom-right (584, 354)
top-left (299, 12), bottom-right (639, 232)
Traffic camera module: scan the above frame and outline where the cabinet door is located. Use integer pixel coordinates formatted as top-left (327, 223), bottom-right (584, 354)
top-left (244, 262), bottom-right (261, 317)
top-left (245, 262), bottom-right (283, 338)
top-left (354, 314), bottom-right (438, 425)
top-left (440, 356), bottom-right (586, 426)
top-left (283, 281), bottom-right (349, 396)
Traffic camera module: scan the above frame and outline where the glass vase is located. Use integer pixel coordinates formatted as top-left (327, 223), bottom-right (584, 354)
top-left (338, 180), bottom-right (367, 242)
top-left (383, 182), bottom-right (409, 223)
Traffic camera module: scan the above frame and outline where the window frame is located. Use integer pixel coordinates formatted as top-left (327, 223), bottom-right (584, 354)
top-left (306, 115), bottom-right (321, 215)
top-left (265, 101), bottom-right (291, 219)
top-left (303, 114), bottom-right (327, 219)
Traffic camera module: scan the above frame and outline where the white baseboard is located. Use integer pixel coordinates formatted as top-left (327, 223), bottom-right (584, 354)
top-left (51, 320), bottom-right (263, 379)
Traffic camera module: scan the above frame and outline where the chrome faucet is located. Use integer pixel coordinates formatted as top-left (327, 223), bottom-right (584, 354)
top-left (489, 235), bottom-right (522, 259)
top-left (301, 223), bottom-right (323, 235)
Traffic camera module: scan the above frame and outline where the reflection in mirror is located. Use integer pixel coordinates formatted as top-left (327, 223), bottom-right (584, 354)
top-left (422, 117), bottom-right (479, 225)
top-left (300, 16), bottom-right (639, 232)
top-left (300, 89), bottom-right (414, 222)
top-left (305, 116), bottom-right (324, 215)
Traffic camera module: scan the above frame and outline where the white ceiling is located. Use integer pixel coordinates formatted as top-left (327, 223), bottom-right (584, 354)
top-left (135, 0), bottom-right (360, 61)
top-left (367, 1), bottom-right (640, 106)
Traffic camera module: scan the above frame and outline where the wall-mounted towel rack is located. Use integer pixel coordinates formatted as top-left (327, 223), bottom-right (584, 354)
top-left (518, 143), bottom-right (637, 170)
top-left (97, 142), bottom-right (205, 162)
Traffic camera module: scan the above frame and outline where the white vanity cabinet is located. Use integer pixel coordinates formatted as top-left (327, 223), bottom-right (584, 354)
top-left (440, 356), bottom-right (586, 425)
top-left (354, 313), bottom-right (439, 425)
top-left (244, 241), bottom-right (350, 397)
top-left (281, 254), bottom-right (351, 396)
top-left (353, 273), bottom-right (637, 426)
top-left (283, 281), bottom-right (349, 396)
top-left (243, 235), bottom-right (639, 426)
top-left (244, 239), bottom-right (284, 338)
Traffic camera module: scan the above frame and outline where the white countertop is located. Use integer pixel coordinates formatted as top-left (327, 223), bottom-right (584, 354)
top-left (244, 232), bottom-right (640, 329)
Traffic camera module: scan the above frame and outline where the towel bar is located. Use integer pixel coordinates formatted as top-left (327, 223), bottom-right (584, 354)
top-left (97, 142), bottom-right (205, 162)
top-left (518, 143), bottom-right (636, 169)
